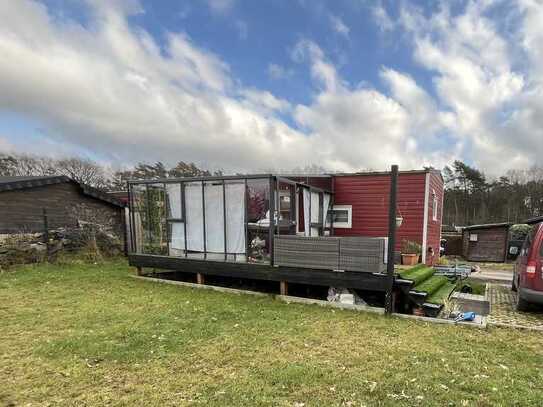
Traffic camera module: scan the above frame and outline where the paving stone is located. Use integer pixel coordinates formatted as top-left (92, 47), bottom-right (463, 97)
top-left (486, 283), bottom-right (543, 330)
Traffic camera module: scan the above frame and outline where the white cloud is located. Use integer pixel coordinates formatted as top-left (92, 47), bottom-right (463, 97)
top-left (395, 1), bottom-right (540, 173)
top-left (239, 88), bottom-right (291, 114)
top-left (0, 0), bottom-right (311, 171)
top-left (0, 136), bottom-right (14, 152)
top-left (330, 15), bottom-right (350, 37)
top-left (373, 4), bottom-right (394, 32)
top-left (267, 63), bottom-right (293, 80)
top-left (1, 0), bottom-right (541, 176)
top-left (206, 0), bottom-right (236, 15)
top-left (291, 40), bottom-right (343, 92)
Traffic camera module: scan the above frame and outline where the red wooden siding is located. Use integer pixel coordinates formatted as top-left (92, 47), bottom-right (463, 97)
top-left (425, 171), bottom-right (444, 265)
top-left (332, 172), bottom-right (427, 253)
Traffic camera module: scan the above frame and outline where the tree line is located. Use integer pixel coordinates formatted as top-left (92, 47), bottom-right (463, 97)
top-left (443, 161), bottom-right (543, 226)
top-left (0, 153), bottom-right (221, 191)
top-left (2, 152), bottom-right (541, 226)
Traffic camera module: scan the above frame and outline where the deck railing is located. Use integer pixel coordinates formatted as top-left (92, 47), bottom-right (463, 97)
top-left (273, 235), bottom-right (387, 273)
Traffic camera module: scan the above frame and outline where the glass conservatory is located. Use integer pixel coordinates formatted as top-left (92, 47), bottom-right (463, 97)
top-left (128, 174), bottom-right (333, 265)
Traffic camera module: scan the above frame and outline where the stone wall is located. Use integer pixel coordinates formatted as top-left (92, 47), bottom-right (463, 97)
top-left (0, 227), bottom-right (124, 268)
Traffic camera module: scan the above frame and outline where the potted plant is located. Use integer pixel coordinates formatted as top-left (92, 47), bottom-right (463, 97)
top-left (401, 240), bottom-right (422, 265)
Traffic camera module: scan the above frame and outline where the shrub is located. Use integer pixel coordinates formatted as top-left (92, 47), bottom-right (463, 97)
top-left (437, 256), bottom-right (449, 265)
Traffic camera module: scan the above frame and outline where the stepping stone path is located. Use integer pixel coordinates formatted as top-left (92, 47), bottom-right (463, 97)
top-left (486, 284), bottom-right (543, 330)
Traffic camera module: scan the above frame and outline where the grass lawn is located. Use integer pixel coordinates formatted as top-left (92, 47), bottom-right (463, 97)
top-left (457, 279), bottom-right (487, 296)
top-left (2, 260), bottom-right (543, 406)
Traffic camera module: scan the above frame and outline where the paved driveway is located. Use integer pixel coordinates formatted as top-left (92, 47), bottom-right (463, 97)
top-left (486, 284), bottom-right (543, 331)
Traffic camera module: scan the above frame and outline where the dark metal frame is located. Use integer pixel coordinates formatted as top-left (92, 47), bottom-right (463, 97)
top-left (128, 174), bottom-right (333, 265)
top-left (385, 165), bottom-right (399, 315)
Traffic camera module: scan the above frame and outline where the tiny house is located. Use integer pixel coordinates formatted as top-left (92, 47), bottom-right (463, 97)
top-left (332, 170), bottom-right (443, 265)
top-left (128, 169), bottom-right (444, 303)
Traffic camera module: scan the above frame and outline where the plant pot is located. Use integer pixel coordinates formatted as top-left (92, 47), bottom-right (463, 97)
top-left (401, 253), bottom-right (419, 265)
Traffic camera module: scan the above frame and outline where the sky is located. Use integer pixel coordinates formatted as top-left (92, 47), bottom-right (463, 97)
top-left (0, 0), bottom-right (542, 175)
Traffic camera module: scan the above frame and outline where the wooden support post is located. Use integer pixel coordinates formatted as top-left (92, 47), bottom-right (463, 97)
top-left (280, 281), bottom-right (288, 296)
top-left (197, 273), bottom-right (205, 285)
top-left (385, 165), bottom-right (399, 315)
top-left (42, 208), bottom-right (49, 262)
top-left (136, 266), bottom-right (143, 276)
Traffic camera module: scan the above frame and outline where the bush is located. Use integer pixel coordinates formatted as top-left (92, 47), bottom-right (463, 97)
top-left (510, 224), bottom-right (533, 242)
top-left (437, 256), bottom-right (449, 265)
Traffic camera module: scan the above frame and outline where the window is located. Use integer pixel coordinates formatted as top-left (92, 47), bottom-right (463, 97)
top-left (327, 205), bottom-right (352, 228)
top-left (432, 189), bottom-right (438, 221)
top-left (521, 228), bottom-right (536, 257)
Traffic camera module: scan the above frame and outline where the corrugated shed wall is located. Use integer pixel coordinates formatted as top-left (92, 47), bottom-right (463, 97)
top-left (332, 172), bottom-right (428, 253)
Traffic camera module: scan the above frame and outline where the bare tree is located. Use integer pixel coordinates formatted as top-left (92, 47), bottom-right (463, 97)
top-left (70, 203), bottom-right (116, 261)
top-left (55, 157), bottom-right (109, 188)
top-left (0, 153), bottom-right (55, 176)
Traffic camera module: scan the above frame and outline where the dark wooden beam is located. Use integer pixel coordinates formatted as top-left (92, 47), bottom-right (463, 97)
top-left (385, 164), bottom-right (398, 315)
top-left (128, 254), bottom-right (389, 291)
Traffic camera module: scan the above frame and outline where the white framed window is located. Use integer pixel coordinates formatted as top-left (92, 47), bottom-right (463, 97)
top-left (327, 205), bottom-right (352, 228)
top-left (432, 189), bottom-right (438, 221)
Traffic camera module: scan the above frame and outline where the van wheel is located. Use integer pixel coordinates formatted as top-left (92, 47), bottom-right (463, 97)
top-left (515, 294), bottom-right (529, 312)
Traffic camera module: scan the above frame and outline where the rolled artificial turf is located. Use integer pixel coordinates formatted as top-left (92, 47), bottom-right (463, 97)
top-left (412, 275), bottom-right (448, 296)
top-left (399, 265), bottom-right (435, 286)
top-left (426, 281), bottom-right (456, 305)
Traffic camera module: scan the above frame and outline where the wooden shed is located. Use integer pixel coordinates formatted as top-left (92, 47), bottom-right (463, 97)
top-left (0, 176), bottom-right (125, 236)
top-left (461, 223), bottom-right (511, 262)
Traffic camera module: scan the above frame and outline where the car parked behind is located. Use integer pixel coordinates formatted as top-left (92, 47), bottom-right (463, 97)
top-left (513, 222), bottom-right (543, 311)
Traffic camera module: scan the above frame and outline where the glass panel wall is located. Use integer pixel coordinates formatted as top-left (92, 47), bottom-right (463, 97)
top-left (247, 178), bottom-right (271, 263)
top-left (143, 183), bottom-right (167, 255)
top-left (129, 176), bottom-right (326, 263)
top-left (224, 179), bottom-right (246, 262)
top-left (184, 181), bottom-right (205, 256)
top-left (165, 183), bottom-right (184, 257)
top-left (204, 180), bottom-right (225, 260)
top-left (130, 183), bottom-right (146, 253)
top-left (277, 181), bottom-right (296, 235)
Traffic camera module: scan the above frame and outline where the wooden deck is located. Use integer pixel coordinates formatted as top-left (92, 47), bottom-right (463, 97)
top-left (128, 253), bottom-right (398, 292)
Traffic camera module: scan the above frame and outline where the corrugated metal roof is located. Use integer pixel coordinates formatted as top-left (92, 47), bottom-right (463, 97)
top-left (0, 175), bottom-right (124, 207)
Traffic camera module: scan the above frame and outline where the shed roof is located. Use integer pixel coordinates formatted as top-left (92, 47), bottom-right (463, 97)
top-left (525, 216), bottom-right (543, 225)
top-left (462, 222), bottom-right (511, 231)
top-left (0, 175), bottom-right (124, 207)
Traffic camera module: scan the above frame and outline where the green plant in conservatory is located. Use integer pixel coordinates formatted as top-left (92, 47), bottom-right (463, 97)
top-left (143, 186), bottom-right (167, 254)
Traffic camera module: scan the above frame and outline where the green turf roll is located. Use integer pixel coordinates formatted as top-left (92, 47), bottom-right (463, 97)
top-left (399, 265), bottom-right (435, 285)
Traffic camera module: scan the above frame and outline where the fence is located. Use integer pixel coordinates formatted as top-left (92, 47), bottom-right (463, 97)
top-left (273, 235), bottom-right (387, 273)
